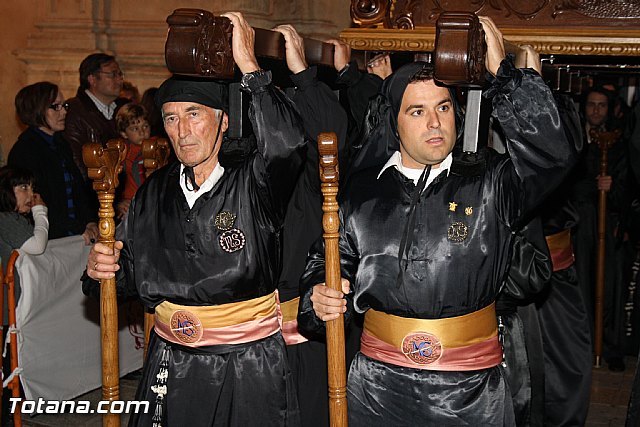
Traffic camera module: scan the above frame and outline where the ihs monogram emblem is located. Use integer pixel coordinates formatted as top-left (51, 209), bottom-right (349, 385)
top-left (214, 211), bottom-right (246, 252)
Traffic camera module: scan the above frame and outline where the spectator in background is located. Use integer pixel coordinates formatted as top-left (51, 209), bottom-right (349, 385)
top-left (0, 166), bottom-right (48, 272)
top-left (120, 81), bottom-right (141, 104)
top-left (0, 166), bottom-right (49, 426)
top-left (115, 103), bottom-right (150, 219)
top-left (63, 53), bottom-right (128, 179)
top-left (9, 81), bottom-right (98, 244)
top-left (573, 85), bottom-right (632, 372)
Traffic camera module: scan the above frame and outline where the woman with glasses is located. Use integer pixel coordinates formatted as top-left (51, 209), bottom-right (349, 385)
top-left (8, 81), bottom-right (99, 244)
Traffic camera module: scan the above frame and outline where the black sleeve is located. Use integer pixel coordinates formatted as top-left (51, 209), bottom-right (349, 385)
top-left (80, 204), bottom-right (139, 301)
top-left (297, 207), bottom-right (359, 336)
top-left (497, 216), bottom-right (552, 311)
top-left (337, 61), bottom-right (383, 138)
top-left (486, 58), bottom-right (577, 229)
top-left (246, 71), bottom-right (308, 225)
top-left (290, 66), bottom-right (349, 190)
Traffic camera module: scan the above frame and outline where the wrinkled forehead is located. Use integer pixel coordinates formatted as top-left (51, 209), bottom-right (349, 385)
top-left (161, 101), bottom-right (222, 117)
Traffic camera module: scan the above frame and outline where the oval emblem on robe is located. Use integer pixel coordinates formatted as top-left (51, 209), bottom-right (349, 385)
top-left (170, 310), bottom-right (203, 344)
top-left (447, 221), bottom-right (468, 243)
top-left (219, 228), bottom-right (246, 253)
top-left (402, 332), bottom-right (442, 365)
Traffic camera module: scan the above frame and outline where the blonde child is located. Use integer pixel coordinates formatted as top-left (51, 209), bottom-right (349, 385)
top-left (115, 103), bottom-right (150, 219)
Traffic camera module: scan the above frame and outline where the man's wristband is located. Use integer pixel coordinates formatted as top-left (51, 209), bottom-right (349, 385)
top-left (240, 69), bottom-right (271, 91)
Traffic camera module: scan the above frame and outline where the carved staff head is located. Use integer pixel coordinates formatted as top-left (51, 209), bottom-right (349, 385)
top-left (83, 138), bottom-right (128, 193)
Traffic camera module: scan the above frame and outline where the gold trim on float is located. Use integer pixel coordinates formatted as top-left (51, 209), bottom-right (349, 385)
top-left (340, 27), bottom-right (640, 57)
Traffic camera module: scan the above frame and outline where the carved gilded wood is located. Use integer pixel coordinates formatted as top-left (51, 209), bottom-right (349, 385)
top-left (346, 0), bottom-right (640, 56)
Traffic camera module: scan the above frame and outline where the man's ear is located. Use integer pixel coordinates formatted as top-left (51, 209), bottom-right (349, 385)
top-left (221, 112), bottom-right (229, 133)
top-left (87, 73), bottom-right (97, 89)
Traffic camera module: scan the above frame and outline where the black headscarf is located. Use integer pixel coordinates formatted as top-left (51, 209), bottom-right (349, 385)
top-left (155, 77), bottom-right (229, 191)
top-left (349, 61), bottom-right (464, 175)
top-left (155, 76), bottom-right (228, 112)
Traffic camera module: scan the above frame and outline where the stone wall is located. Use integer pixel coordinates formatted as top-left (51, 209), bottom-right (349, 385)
top-left (0, 0), bottom-right (351, 163)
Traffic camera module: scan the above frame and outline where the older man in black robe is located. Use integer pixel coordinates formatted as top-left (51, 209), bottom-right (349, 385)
top-left (85, 12), bottom-right (305, 426)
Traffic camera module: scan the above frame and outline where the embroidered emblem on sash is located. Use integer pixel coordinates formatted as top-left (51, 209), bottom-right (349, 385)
top-left (447, 221), bottom-right (468, 242)
top-left (448, 202), bottom-right (457, 212)
top-left (170, 310), bottom-right (203, 344)
top-left (214, 211), bottom-right (236, 231)
top-left (465, 206), bottom-right (473, 216)
top-left (219, 228), bottom-right (246, 253)
top-left (402, 332), bottom-right (442, 365)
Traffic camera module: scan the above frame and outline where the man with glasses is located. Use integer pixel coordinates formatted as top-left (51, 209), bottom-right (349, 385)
top-left (64, 53), bottom-right (128, 179)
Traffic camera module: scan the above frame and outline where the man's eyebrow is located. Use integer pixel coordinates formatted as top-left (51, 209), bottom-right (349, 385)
top-left (404, 97), bottom-right (452, 113)
top-left (185, 105), bottom-right (202, 112)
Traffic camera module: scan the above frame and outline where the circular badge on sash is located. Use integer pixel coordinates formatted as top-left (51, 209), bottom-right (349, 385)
top-left (219, 228), bottom-right (246, 253)
top-left (401, 332), bottom-right (442, 365)
top-left (170, 310), bottom-right (203, 344)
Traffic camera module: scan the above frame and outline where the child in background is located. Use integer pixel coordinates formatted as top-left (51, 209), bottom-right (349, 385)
top-left (0, 166), bottom-right (49, 270)
top-left (0, 166), bottom-right (49, 427)
top-left (116, 103), bottom-right (150, 219)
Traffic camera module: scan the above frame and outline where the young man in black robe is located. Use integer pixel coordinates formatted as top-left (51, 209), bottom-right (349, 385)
top-left (85, 12), bottom-right (305, 426)
top-left (298, 17), bottom-right (575, 425)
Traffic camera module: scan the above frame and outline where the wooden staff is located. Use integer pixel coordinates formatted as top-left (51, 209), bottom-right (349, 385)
top-left (140, 137), bottom-right (171, 360)
top-left (318, 132), bottom-right (348, 426)
top-left (2, 251), bottom-right (22, 426)
top-left (83, 138), bottom-right (128, 426)
top-left (590, 128), bottom-right (620, 367)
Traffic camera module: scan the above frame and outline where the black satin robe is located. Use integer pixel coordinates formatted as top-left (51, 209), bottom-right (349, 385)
top-left (299, 64), bottom-right (575, 426)
top-left (117, 72), bottom-right (306, 426)
top-left (497, 217), bottom-right (551, 427)
top-left (536, 94), bottom-right (592, 427)
top-left (498, 93), bottom-right (589, 427)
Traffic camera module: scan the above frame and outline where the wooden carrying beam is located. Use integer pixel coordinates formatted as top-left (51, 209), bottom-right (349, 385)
top-left (83, 139), bottom-right (128, 427)
top-left (165, 8), bottom-right (335, 78)
top-left (433, 12), bottom-right (528, 87)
